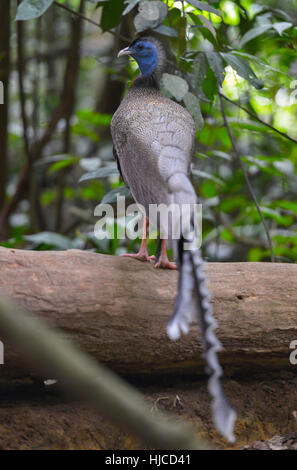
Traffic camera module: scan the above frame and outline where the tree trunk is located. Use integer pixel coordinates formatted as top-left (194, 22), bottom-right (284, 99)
top-left (0, 247), bottom-right (296, 379)
top-left (0, 1), bottom-right (10, 214)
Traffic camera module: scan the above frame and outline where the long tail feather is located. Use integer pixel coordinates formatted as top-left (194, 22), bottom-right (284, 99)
top-left (167, 234), bottom-right (237, 443)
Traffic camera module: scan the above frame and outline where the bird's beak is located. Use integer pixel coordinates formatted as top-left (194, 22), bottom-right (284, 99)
top-left (117, 47), bottom-right (132, 58)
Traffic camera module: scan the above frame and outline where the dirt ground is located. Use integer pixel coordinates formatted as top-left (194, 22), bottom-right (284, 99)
top-left (0, 371), bottom-right (297, 450)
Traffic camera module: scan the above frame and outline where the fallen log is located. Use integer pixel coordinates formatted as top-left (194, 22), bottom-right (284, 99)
top-left (0, 246), bottom-right (296, 378)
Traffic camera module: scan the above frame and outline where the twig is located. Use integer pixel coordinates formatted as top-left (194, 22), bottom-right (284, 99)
top-left (218, 91), bottom-right (275, 262)
top-left (54, 1), bottom-right (100, 28)
top-left (220, 93), bottom-right (297, 145)
top-left (53, 1), bottom-right (131, 43)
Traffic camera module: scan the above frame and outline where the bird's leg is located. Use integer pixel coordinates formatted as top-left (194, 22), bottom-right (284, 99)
top-left (121, 218), bottom-right (155, 262)
top-left (154, 239), bottom-right (177, 270)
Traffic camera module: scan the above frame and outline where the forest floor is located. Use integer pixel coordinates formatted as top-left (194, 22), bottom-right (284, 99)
top-left (0, 371), bottom-right (297, 450)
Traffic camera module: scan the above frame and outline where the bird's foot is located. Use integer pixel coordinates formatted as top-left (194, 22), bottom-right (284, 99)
top-left (121, 252), bottom-right (155, 263)
top-left (154, 257), bottom-right (177, 270)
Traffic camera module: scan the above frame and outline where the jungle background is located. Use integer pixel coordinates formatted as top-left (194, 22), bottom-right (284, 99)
top-left (0, 0), bottom-right (297, 452)
top-left (0, 0), bottom-right (297, 262)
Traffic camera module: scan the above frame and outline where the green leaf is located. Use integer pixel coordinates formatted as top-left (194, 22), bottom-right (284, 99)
top-left (211, 150), bottom-right (232, 161)
top-left (192, 52), bottom-right (207, 91)
top-left (79, 166), bottom-right (120, 183)
top-left (123, 0), bottom-right (140, 16)
top-left (153, 25), bottom-right (178, 37)
top-left (259, 207), bottom-right (293, 227)
top-left (197, 14), bottom-right (217, 39)
top-left (98, 0), bottom-right (125, 32)
top-left (162, 73), bottom-right (189, 101)
top-left (35, 154), bottom-right (76, 167)
top-left (274, 201), bottom-right (297, 216)
top-left (48, 156), bottom-right (78, 174)
top-left (76, 109), bottom-right (112, 126)
top-left (192, 169), bottom-right (224, 185)
top-left (231, 51), bottom-right (285, 75)
top-left (134, 1), bottom-right (168, 32)
top-left (227, 118), bottom-right (267, 132)
top-left (24, 232), bottom-right (78, 250)
top-left (200, 180), bottom-right (218, 198)
top-left (101, 186), bottom-right (132, 205)
top-left (221, 53), bottom-right (264, 89)
top-left (206, 51), bottom-right (225, 87)
top-left (183, 92), bottom-right (204, 131)
top-left (186, 0), bottom-right (222, 18)
top-left (273, 159), bottom-right (294, 176)
top-left (239, 24), bottom-right (272, 47)
top-left (272, 22), bottom-right (293, 36)
top-left (16, 0), bottom-right (54, 20)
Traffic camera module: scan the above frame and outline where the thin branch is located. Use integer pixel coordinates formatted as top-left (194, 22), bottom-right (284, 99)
top-left (54, 0), bottom-right (100, 28)
top-left (53, 1), bottom-right (131, 43)
top-left (218, 91), bottom-right (275, 262)
top-left (220, 93), bottom-right (297, 145)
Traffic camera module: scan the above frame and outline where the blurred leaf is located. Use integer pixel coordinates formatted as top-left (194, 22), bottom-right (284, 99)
top-left (79, 166), bottom-right (119, 183)
top-left (206, 52), bottom-right (225, 87)
top-left (101, 186), bottom-right (132, 205)
top-left (183, 92), bottom-right (204, 130)
top-left (162, 73), bottom-right (189, 101)
top-left (16, 0), bottom-right (54, 20)
top-left (221, 52), bottom-right (264, 89)
top-left (274, 201), bottom-right (297, 216)
top-left (48, 156), bottom-right (78, 174)
top-left (97, 0), bottom-right (125, 32)
top-left (273, 159), bottom-right (294, 176)
top-left (192, 169), bottom-right (224, 185)
top-left (272, 22), bottom-right (293, 35)
top-left (153, 25), bottom-right (178, 37)
top-left (123, 0), bottom-right (140, 15)
top-left (36, 154), bottom-right (77, 167)
top-left (192, 52), bottom-right (207, 91)
top-left (211, 150), bottom-right (232, 161)
top-left (200, 180), bottom-right (218, 198)
top-left (24, 232), bottom-right (81, 250)
top-left (239, 24), bottom-right (272, 47)
top-left (186, 0), bottom-right (222, 18)
top-left (79, 157), bottom-right (101, 172)
top-left (134, 0), bottom-right (168, 32)
top-left (76, 109), bottom-right (112, 126)
top-left (198, 14), bottom-right (217, 39)
top-left (258, 207), bottom-right (293, 226)
top-left (231, 51), bottom-right (285, 75)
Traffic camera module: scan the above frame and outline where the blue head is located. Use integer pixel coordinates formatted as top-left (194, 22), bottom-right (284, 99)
top-left (118, 38), bottom-right (159, 77)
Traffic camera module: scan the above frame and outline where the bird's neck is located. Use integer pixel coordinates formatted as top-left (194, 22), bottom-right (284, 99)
top-left (132, 72), bottom-right (160, 90)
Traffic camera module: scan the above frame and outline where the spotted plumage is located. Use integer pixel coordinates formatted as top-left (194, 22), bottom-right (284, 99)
top-left (111, 36), bottom-right (236, 442)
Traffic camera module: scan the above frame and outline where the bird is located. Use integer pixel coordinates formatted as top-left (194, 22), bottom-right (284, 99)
top-left (111, 36), bottom-right (236, 442)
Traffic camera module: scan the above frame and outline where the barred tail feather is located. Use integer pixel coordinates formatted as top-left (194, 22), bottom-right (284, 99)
top-left (167, 237), bottom-right (237, 443)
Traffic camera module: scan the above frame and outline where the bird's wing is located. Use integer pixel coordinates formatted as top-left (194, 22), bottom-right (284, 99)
top-left (113, 145), bottom-right (128, 187)
top-left (111, 93), bottom-right (196, 214)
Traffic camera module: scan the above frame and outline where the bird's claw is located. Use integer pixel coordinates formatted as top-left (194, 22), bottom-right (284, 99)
top-left (154, 259), bottom-right (177, 270)
top-left (121, 252), bottom-right (155, 263)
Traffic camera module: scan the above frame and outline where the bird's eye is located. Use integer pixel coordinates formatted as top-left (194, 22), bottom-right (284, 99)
top-left (137, 44), bottom-right (144, 50)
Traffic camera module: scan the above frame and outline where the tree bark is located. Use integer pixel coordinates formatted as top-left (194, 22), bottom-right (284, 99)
top-left (0, 1), bottom-right (10, 213)
top-left (0, 247), bottom-right (296, 379)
